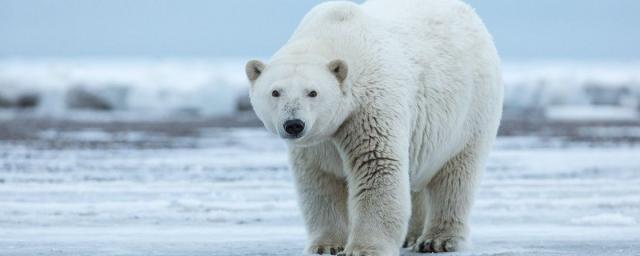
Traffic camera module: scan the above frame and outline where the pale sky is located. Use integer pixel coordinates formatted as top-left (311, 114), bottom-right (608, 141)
top-left (0, 0), bottom-right (638, 60)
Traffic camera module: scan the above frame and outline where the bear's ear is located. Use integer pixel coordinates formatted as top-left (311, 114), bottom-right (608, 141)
top-left (246, 60), bottom-right (266, 83)
top-left (328, 59), bottom-right (348, 84)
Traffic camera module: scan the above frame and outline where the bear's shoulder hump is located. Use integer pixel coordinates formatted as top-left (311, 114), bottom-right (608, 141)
top-left (309, 1), bottom-right (362, 23)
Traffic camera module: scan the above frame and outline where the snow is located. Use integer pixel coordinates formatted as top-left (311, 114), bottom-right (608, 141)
top-left (0, 59), bottom-right (249, 118)
top-left (1, 59), bottom-right (639, 121)
top-left (546, 106), bottom-right (638, 121)
top-left (501, 61), bottom-right (640, 121)
top-left (1, 127), bottom-right (639, 255)
top-left (570, 214), bottom-right (637, 226)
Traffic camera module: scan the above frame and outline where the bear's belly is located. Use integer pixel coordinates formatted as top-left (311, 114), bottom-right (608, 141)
top-left (407, 117), bottom-right (470, 191)
top-left (407, 150), bottom-right (454, 192)
top-left (313, 127), bottom-right (467, 189)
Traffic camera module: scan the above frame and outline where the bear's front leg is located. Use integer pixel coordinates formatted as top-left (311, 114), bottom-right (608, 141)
top-left (290, 143), bottom-right (349, 255)
top-left (333, 115), bottom-right (411, 256)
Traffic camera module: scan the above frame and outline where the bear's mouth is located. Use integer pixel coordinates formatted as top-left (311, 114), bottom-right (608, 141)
top-left (280, 133), bottom-right (304, 140)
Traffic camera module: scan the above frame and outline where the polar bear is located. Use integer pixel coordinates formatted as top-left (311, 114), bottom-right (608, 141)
top-left (245, 0), bottom-right (502, 255)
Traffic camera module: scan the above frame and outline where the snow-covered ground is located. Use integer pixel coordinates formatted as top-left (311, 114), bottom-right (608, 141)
top-left (0, 126), bottom-right (639, 256)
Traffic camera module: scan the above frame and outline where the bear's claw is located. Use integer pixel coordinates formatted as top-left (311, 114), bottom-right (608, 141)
top-left (402, 236), bottom-right (418, 248)
top-left (413, 236), bottom-right (463, 253)
top-left (310, 245), bottom-right (344, 255)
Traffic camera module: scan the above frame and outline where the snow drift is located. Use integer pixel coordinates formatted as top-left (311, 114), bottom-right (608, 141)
top-left (0, 59), bottom-right (639, 121)
top-left (0, 59), bottom-right (248, 119)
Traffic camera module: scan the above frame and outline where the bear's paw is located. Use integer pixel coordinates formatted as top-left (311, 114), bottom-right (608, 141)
top-left (413, 235), bottom-right (465, 253)
top-left (308, 244), bottom-right (345, 255)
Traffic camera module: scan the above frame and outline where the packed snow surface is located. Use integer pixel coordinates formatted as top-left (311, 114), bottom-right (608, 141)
top-left (1, 128), bottom-right (639, 255)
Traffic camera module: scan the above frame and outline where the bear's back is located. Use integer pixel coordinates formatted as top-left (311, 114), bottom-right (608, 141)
top-left (289, 1), bottom-right (365, 40)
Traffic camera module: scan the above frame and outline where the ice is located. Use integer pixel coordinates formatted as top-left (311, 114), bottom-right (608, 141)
top-left (1, 127), bottom-right (639, 255)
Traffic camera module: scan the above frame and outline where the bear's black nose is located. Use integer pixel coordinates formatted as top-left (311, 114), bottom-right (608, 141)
top-left (283, 119), bottom-right (305, 137)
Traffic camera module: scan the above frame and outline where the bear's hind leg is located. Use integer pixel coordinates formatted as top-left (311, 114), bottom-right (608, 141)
top-left (414, 143), bottom-right (485, 253)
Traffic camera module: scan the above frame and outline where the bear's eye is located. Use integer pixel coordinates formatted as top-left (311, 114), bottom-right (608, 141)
top-left (308, 91), bottom-right (318, 98)
top-left (272, 90), bottom-right (280, 98)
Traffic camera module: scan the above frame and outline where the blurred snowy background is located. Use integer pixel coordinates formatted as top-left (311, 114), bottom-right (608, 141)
top-left (1, 0), bottom-right (640, 123)
top-left (1, 0), bottom-right (639, 255)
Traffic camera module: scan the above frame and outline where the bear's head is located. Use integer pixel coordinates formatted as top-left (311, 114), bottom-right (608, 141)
top-left (246, 58), bottom-right (352, 147)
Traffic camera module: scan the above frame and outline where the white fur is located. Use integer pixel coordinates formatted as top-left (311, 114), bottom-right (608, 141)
top-left (247, 0), bottom-right (503, 255)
